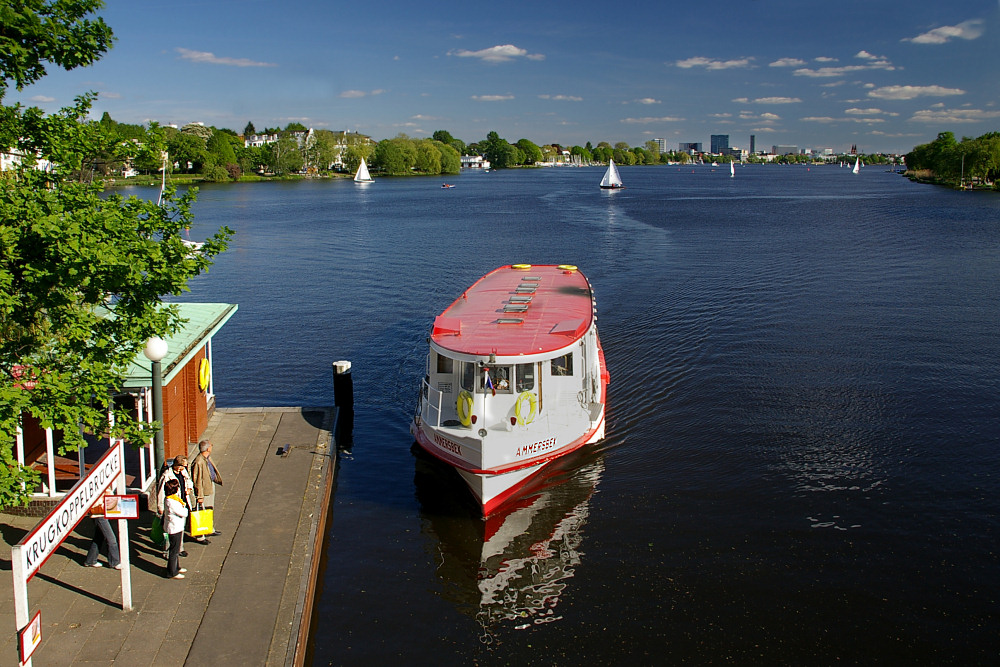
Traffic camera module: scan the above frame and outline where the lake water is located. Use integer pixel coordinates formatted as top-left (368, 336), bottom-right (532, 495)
top-left (130, 164), bottom-right (999, 663)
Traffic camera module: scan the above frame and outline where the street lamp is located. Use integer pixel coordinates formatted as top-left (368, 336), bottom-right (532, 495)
top-left (143, 336), bottom-right (168, 472)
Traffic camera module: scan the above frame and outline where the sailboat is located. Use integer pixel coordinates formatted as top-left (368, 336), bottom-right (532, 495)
top-left (599, 159), bottom-right (624, 189)
top-left (730, 160), bottom-right (735, 178)
top-left (852, 157), bottom-right (860, 175)
top-left (354, 157), bottom-right (374, 183)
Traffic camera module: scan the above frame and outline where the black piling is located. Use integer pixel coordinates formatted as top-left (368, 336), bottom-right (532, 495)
top-left (333, 360), bottom-right (354, 450)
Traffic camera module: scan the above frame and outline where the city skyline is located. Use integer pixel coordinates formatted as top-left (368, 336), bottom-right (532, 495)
top-left (7, 0), bottom-right (1000, 155)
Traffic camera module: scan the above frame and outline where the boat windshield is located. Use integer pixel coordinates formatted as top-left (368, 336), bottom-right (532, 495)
top-left (516, 362), bottom-right (535, 392)
top-left (481, 366), bottom-right (512, 393)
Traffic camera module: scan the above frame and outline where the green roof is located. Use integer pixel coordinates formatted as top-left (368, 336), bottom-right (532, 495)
top-left (123, 303), bottom-right (238, 388)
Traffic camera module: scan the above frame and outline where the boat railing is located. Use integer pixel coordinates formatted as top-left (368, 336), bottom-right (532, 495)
top-left (421, 379), bottom-right (443, 427)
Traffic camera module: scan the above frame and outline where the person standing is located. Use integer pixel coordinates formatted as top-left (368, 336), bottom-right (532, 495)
top-left (83, 490), bottom-right (121, 569)
top-left (190, 439), bottom-right (223, 543)
top-left (154, 456), bottom-right (194, 556)
top-left (162, 478), bottom-right (188, 579)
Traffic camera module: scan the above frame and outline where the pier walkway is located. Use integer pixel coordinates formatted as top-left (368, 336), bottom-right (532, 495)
top-left (1, 407), bottom-right (335, 666)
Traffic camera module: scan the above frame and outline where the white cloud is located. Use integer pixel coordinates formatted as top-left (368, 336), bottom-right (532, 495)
top-left (910, 108), bottom-right (1000, 123)
top-left (339, 89), bottom-right (385, 98)
top-left (175, 48), bottom-right (276, 67)
top-left (675, 56), bottom-right (753, 70)
top-left (621, 116), bottom-right (685, 123)
top-left (634, 97), bottom-right (661, 105)
top-left (801, 116), bottom-right (886, 124)
top-left (753, 96), bottom-right (802, 104)
top-left (770, 58), bottom-right (806, 67)
top-left (794, 51), bottom-right (895, 78)
top-left (903, 19), bottom-right (985, 44)
top-left (868, 85), bottom-right (964, 100)
top-left (815, 57), bottom-right (839, 63)
top-left (449, 44), bottom-right (544, 63)
top-left (539, 94), bottom-right (583, 101)
top-left (30, 95), bottom-right (55, 102)
top-left (845, 107), bottom-right (898, 116)
top-left (471, 94), bottom-right (514, 101)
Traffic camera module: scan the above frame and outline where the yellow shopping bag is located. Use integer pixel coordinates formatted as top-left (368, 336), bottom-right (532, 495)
top-left (190, 507), bottom-right (214, 536)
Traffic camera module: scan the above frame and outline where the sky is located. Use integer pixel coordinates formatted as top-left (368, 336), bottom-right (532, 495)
top-left (9, 0), bottom-right (1000, 154)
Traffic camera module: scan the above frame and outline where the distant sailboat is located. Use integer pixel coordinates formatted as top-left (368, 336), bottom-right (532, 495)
top-left (852, 157), bottom-right (860, 175)
top-left (354, 157), bottom-right (374, 183)
top-left (730, 161), bottom-right (735, 178)
top-left (600, 159), bottom-right (624, 189)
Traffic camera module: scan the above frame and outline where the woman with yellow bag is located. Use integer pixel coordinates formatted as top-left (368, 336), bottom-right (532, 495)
top-left (162, 478), bottom-right (189, 580)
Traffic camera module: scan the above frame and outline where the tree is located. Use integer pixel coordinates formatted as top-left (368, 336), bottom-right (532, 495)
top-left (168, 133), bottom-right (208, 173)
top-left (0, 3), bottom-right (232, 507)
top-left (180, 123), bottom-right (212, 141)
top-left (0, 0), bottom-right (113, 97)
top-left (372, 139), bottom-right (406, 174)
top-left (284, 121), bottom-right (307, 133)
top-left (414, 139), bottom-right (442, 174)
top-left (516, 139), bottom-right (543, 165)
top-left (243, 121), bottom-right (256, 137)
top-left (269, 135), bottom-right (303, 175)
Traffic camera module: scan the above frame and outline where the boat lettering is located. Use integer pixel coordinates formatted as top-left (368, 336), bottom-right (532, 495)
top-left (433, 434), bottom-right (462, 456)
top-left (516, 437), bottom-right (557, 458)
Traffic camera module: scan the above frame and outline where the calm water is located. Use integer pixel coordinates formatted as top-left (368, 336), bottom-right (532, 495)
top-left (133, 164), bottom-right (999, 663)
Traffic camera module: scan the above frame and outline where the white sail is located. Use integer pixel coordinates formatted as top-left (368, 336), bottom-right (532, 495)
top-left (600, 159), bottom-right (623, 188)
top-left (730, 160), bottom-right (735, 178)
top-left (852, 157), bottom-right (860, 175)
top-left (354, 157), bottom-right (373, 183)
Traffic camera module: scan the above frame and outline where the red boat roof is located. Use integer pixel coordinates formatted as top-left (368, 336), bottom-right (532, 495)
top-left (431, 265), bottom-right (595, 357)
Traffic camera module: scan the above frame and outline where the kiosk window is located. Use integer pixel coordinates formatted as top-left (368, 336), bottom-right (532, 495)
top-left (551, 353), bottom-right (573, 376)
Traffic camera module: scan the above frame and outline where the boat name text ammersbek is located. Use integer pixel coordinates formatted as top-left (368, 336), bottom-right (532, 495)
top-left (515, 438), bottom-right (558, 458)
top-left (434, 434), bottom-right (462, 455)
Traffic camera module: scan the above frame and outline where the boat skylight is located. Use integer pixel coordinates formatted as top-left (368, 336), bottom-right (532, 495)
top-left (497, 318), bottom-right (523, 324)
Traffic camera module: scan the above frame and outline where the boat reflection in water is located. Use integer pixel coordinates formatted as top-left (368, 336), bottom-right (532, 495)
top-left (413, 446), bottom-right (604, 637)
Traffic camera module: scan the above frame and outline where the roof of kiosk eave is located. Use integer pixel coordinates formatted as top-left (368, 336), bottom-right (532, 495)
top-left (430, 265), bottom-right (594, 358)
top-left (122, 302), bottom-right (238, 389)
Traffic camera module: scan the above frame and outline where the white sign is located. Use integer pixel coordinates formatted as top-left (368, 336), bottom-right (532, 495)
top-left (14, 441), bottom-right (123, 581)
top-left (19, 610), bottom-right (41, 662)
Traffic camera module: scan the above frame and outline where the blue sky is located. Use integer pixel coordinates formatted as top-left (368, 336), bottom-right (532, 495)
top-left (9, 0), bottom-right (1000, 154)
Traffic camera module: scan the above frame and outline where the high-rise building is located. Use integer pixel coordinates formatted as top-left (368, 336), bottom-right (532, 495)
top-left (654, 138), bottom-right (666, 153)
top-left (750, 135), bottom-right (756, 155)
top-left (710, 134), bottom-right (730, 154)
top-left (679, 142), bottom-right (702, 153)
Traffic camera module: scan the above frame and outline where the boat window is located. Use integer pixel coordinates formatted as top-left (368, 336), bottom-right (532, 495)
top-left (460, 362), bottom-right (475, 392)
top-left (516, 363), bottom-right (535, 392)
top-left (481, 365), bottom-right (512, 394)
top-left (550, 353), bottom-right (573, 377)
top-left (436, 354), bottom-right (454, 374)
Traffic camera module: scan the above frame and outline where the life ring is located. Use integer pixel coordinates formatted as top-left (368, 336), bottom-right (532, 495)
top-left (514, 391), bottom-right (537, 426)
top-left (457, 390), bottom-right (474, 427)
top-left (198, 359), bottom-right (211, 392)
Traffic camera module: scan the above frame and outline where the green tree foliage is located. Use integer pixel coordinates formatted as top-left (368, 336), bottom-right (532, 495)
top-left (168, 132), bottom-right (207, 173)
top-left (516, 139), bottom-right (543, 165)
top-left (905, 131), bottom-right (1000, 187)
top-left (243, 121), bottom-right (255, 137)
top-left (269, 135), bottom-right (303, 175)
top-left (0, 0), bottom-right (114, 97)
top-left (370, 135), bottom-right (457, 175)
top-left (284, 121), bottom-right (307, 133)
top-left (433, 130), bottom-right (466, 156)
top-left (0, 3), bottom-right (232, 507)
top-left (180, 122), bottom-right (212, 141)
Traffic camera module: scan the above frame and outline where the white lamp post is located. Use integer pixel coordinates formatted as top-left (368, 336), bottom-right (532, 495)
top-left (143, 336), bottom-right (168, 472)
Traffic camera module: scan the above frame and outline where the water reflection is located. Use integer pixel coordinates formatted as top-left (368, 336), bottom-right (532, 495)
top-left (413, 448), bottom-right (604, 637)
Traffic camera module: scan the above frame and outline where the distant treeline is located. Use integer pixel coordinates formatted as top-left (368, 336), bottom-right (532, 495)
top-left (905, 131), bottom-right (1000, 189)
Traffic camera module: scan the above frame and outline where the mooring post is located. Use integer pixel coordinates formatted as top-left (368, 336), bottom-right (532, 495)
top-left (333, 360), bottom-right (354, 449)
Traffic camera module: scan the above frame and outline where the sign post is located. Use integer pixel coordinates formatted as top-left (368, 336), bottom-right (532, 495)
top-left (10, 439), bottom-right (130, 666)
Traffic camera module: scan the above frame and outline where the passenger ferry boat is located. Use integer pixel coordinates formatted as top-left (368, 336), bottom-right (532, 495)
top-left (411, 264), bottom-right (609, 515)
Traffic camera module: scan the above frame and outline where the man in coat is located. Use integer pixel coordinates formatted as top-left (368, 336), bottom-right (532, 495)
top-left (189, 439), bottom-right (223, 543)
